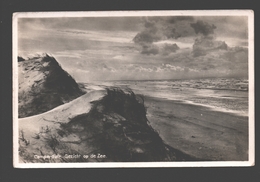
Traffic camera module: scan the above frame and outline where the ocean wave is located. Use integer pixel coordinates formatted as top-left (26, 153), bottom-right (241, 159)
top-left (83, 78), bottom-right (248, 116)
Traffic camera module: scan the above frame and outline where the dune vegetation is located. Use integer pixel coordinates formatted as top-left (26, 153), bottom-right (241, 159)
top-left (18, 54), bottom-right (85, 118)
top-left (18, 54), bottom-right (198, 163)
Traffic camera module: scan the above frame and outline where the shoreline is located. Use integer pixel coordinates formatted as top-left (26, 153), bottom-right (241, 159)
top-left (143, 95), bottom-right (248, 117)
top-left (17, 88), bottom-right (249, 162)
top-left (19, 89), bottom-right (204, 162)
top-left (144, 96), bottom-right (248, 161)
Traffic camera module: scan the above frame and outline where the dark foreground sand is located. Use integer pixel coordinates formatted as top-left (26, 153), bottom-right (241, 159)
top-left (144, 96), bottom-right (248, 161)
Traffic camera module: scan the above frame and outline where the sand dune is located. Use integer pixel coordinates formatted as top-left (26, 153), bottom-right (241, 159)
top-left (19, 90), bottom-right (106, 139)
top-left (18, 89), bottom-right (193, 163)
top-left (18, 54), bottom-right (84, 118)
top-left (17, 54), bottom-right (249, 163)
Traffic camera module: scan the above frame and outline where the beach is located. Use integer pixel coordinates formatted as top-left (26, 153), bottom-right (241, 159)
top-left (17, 76), bottom-right (250, 162)
top-left (144, 96), bottom-right (248, 161)
top-left (82, 78), bottom-right (249, 161)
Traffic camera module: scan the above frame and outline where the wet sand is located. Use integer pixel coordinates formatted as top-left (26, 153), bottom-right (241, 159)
top-left (144, 96), bottom-right (248, 161)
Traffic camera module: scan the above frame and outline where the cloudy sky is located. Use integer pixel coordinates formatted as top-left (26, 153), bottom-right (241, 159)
top-left (18, 15), bottom-right (248, 81)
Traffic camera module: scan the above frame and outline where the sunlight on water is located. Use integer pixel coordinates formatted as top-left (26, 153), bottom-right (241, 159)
top-left (83, 78), bottom-right (248, 116)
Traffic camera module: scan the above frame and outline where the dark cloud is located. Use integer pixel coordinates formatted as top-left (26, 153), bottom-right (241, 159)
top-left (190, 20), bottom-right (228, 57)
top-left (161, 43), bottom-right (180, 56)
top-left (190, 20), bottom-right (216, 36)
top-left (133, 31), bottom-right (161, 45)
top-left (133, 16), bottom-right (196, 44)
top-left (164, 16), bottom-right (195, 39)
top-left (133, 18), bottom-right (166, 45)
top-left (144, 19), bottom-right (157, 28)
top-left (192, 36), bottom-right (228, 57)
top-left (133, 16), bottom-right (195, 55)
top-left (141, 44), bottom-right (160, 55)
top-left (18, 16), bottom-right (249, 80)
top-left (196, 16), bottom-right (248, 40)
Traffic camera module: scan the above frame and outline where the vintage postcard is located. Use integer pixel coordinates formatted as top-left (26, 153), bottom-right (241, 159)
top-left (13, 10), bottom-right (254, 168)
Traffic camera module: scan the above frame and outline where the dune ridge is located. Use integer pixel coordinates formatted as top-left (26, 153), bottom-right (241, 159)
top-left (18, 54), bottom-right (196, 163)
top-left (18, 54), bottom-right (85, 118)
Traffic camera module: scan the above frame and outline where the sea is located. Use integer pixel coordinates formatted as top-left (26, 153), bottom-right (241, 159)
top-left (83, 78), bottom-right (249, 117)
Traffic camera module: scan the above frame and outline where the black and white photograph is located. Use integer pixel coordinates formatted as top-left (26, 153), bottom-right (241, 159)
top-left (13, 10), bottom-right (254, 167)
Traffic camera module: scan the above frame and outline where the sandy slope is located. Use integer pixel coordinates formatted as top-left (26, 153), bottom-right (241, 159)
top-left (18, 54), bottom-right (199, 163)
top-left (18, 89), bottom-right (196, 163)
top-left (18, 54), bottom-right (84, 118)
top-left (18, 90), bottom-right (108, 163)
top-left (18, 88), bottom-right (248, 162)
top-left (145, 96), bottom-right (248, 161)
top-left (19, 90), bottom-right (106, 139)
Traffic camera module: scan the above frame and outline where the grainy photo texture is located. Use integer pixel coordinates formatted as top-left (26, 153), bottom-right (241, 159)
top-left (13, 10), bottom-right (254, 168)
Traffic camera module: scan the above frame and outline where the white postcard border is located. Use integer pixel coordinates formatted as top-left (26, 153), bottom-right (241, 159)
top-left (13, 10), bottom-right (255, 168)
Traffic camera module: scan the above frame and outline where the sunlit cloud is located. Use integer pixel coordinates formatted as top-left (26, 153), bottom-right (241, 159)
top-left (18, 16), bottom-right (249, 81)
